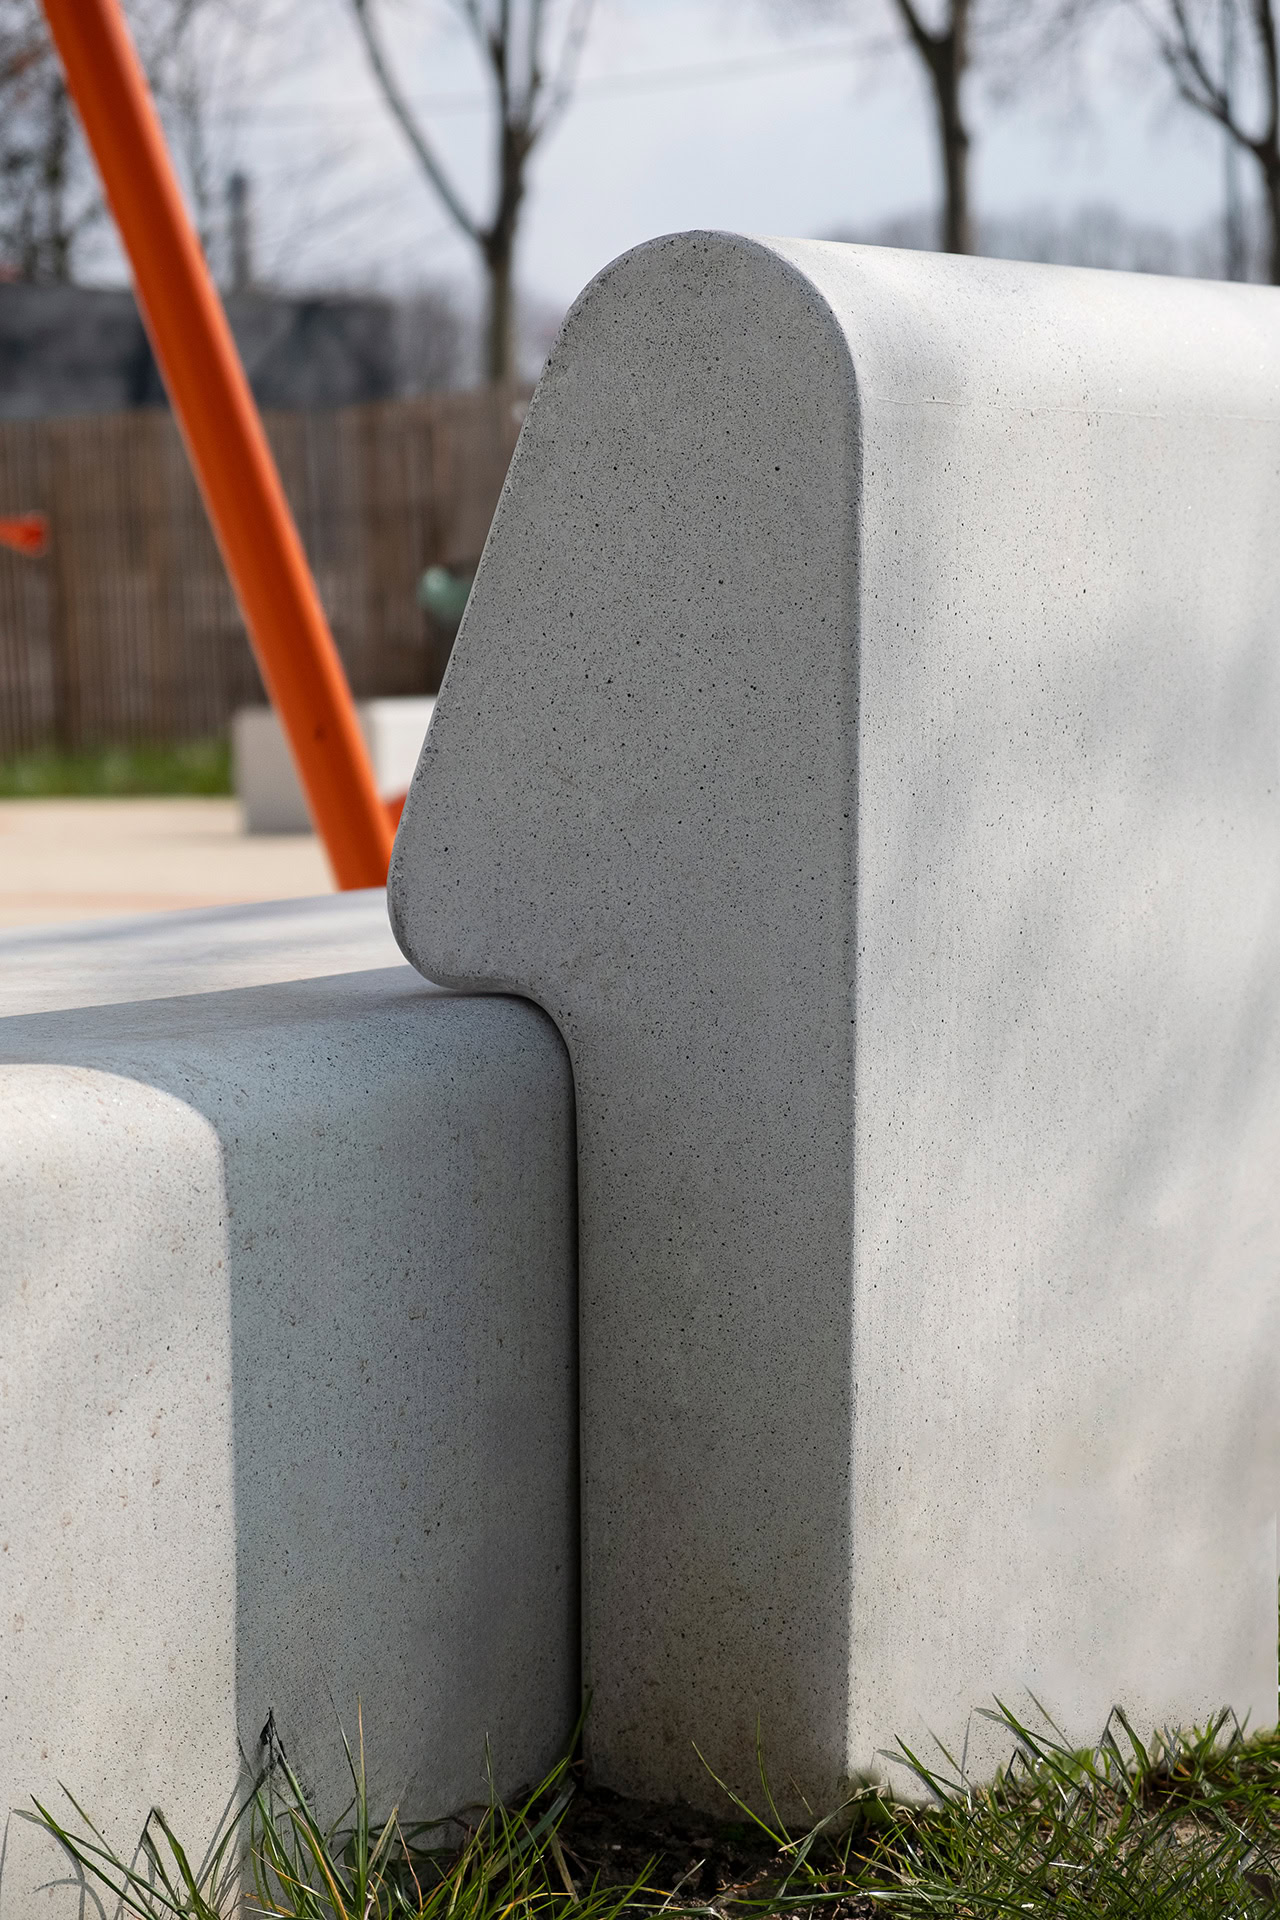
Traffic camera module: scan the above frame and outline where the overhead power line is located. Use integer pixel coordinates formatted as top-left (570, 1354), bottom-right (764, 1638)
top-left (208, 36), bottom-right (885, 124)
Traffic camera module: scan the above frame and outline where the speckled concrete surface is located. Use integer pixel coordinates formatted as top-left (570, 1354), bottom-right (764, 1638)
top-left (0, 888), bottom-right (398, 1012)
top-left (390, 233), bottom-right (1280, 1806)
top-left (0, 895), bottom-right (577, 1911)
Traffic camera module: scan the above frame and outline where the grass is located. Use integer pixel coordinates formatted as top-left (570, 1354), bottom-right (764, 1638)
top-left (28, 1706), bottom-right (647, 1920)
top-left (705, 1705), bottom-right (1280, 1917)
top-left (25, 1696), bottom-right (1280, 1919)
top-left (0, 738), bottom-right (232, 797)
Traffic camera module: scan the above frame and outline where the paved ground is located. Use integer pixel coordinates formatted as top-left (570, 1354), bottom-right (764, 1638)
top-left (0, 798), bottom-right (334, 928)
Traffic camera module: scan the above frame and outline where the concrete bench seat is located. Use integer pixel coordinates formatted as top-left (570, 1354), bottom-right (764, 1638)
top-left (0, 893), bottom-right (576, 1913)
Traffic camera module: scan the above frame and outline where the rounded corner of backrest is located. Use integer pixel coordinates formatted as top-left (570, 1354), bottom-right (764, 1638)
top-left (388, 228), bottom-right (868, 1007)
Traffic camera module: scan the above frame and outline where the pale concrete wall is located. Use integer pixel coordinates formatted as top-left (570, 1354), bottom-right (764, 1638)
top-left (233, 700), bottom-right (436, 833)
top-left (0, 894), bottom-right (577, 1912)
top-left (390, 234), bottom-right (1280, 1805)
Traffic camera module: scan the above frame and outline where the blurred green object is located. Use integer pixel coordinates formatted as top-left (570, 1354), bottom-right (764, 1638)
top-left (0, 738), bottom-right (232, 797)
top-left (417, 564), bottom-right (473, 629)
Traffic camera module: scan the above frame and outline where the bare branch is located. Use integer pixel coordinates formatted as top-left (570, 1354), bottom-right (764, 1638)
top-left (1138, 0), bottom-right (1274, 158)
top-left (1166, 0), bottom-right (1230, 109)
top-left (492, 0), bottom-right (512, 125)
top-left (1255, 0), bottom-right (1279, 144)
top-left (346, 0), bottom-right (597, 378)
top-left (521, 0), bottom-right (545, 118)
top-left (890, 0), bottom-right (940, 62)
top-left (533, 0), bottom-right (596, 137)
top-left (348, 0), bottom-right (481, 243)
top-left (451, 0), bottom-right (487, 41)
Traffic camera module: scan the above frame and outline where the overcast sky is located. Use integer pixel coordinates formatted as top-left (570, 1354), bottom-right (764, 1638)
top-left (185, 0), bottom-right (1232, 314)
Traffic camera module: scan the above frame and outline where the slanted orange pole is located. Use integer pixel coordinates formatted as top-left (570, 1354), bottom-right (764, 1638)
top-left (41, 0), bottom-right (394, 890)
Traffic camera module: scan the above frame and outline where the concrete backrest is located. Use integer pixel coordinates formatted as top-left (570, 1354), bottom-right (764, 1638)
top-left (389, 234), bottom-right (1280, 1805)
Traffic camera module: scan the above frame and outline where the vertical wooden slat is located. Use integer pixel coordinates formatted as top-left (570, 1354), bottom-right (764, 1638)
top-left (0, 384), bottom-right (529, 756)
top-left (0, 419), bottom-right (56, 754)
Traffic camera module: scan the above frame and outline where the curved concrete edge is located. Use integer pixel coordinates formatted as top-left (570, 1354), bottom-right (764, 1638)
top-left (393, 231), bottom-right (865, 1804)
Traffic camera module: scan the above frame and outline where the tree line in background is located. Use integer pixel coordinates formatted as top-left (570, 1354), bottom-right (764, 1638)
top-left (1, 0), bottom-right (1277, 390)
top-left (863, 0), bottom-right (1280, 284)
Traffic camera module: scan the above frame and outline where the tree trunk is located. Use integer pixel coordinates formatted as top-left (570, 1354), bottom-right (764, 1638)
top-left (1266, 155), bottom-right (1280, 283)
top-left (934, 61), bottom-right (972, 255)
top-left (482, 115), bottom-right (528, 384)
top-left (899, 0), bottom-right (972, 256)
top-left (44, 75), bottom-right (73, 282)
top-left (483, 229), bottom-right (516, 383)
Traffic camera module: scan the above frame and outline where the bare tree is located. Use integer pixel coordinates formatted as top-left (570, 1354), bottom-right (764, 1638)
top-left (0, 1), bottom-right (98, 280)
top-left (889, 0), bottom-right (974, 252)
top-left (879, 0), bottom-right (1099, 255)
top-left (790, 0), bottom-right (1079, 258)
top-left (348, 0), bottom-right (594, 381)
top-left (1137, 0), bottom-right (1280, 281)
top-left (0, 0), bottom-right (221, 283)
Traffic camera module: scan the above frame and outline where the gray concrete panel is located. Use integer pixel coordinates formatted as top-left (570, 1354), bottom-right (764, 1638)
top-left (389, 234), bottom-right (1280, 1805)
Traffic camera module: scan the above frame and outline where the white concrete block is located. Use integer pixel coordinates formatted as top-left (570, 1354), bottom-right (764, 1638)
top-left (0, 895), bottom-right (576, 1910)
top-left (233, 698), bottom-right (436, 832)
top-left (390, 234), bottom-right (1280, 1805)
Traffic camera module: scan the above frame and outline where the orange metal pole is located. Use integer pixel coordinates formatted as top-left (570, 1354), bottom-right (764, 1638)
top-left (41, 0), bottom-right (394, 890)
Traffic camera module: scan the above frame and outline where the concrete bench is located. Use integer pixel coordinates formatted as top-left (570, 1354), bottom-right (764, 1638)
top-left (0, 893), bottom-right (576, 1911)
top-left (233, 699), bottom-right (436, 832)
top-left (391, 233), bottom-right (1280, 1805)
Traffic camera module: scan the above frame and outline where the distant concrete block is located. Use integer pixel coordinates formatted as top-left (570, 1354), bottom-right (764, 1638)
top-left (233, 697), bottom-right (435, 832)
top-left (390, 233), bottom-right (1280, 1806)
top-left (0, 894), bottom-right (576, 1912)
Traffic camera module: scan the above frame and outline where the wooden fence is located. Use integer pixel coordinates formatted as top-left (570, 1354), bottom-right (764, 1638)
top-left (0, 385), bottom-right (528, 756)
